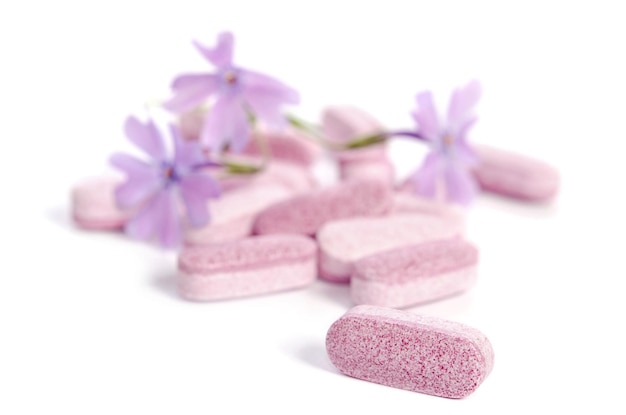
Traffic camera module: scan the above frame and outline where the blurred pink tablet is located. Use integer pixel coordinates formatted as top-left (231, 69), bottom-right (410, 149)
top-left (322, 105), bottom-right (384, 144)
top-left (351, 239), bottom-right (478, 308)
top-left (178, 110), bottom-right (320, 167)
top-left (473, 144), bottom-right (560, 201)
top-left (253, 179), bottom-right (392, 237)
top-left (323, 106), bottom-right (394, 184)
top-left (178, 234), bottom-right (317, 301)
top-left (317, 214), bottom-right (463, 283)
top-left (185, 183), bottom-right (293, 245)
top-left (239, 128), bottom-right (321, 167)
top-left (71, 176), bottom-right (130, 230)
top-left (217, 160), bottom-right (317, 194)
top-left (339, 158), bottom-right (395, 185)
top-left (326, 305), bottom-right (494, 399)
top-left (178, 107), bottom-right (206, 141)
top-left (391, 192), bottom-right (466, 226)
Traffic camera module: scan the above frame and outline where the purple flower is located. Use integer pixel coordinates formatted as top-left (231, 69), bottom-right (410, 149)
top-left (110, 116), bottom-right (221, 248)
top-left (163, 32), bottom-right (300, 153)
top-left (408, 80), bottom-right (481, 206)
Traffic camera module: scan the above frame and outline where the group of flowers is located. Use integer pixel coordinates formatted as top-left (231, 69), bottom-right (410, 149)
top-left (112, 31), bottom-right (482, 248)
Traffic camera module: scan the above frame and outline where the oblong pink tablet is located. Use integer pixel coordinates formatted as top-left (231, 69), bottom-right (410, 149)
top-left (317, 214), bottom-right (463, 283)
top-left (339, 158), bottom-right (395, 185)
top-left (326, 305), bottom-right (494, 399)
top-left (322, 105), bottom-right (394, 183)
top-left (184, 183), bottom-right (293, 246)
top-left (391, 192), bottom-right (466, 225)
top-left (71, 176), bottom-right (131, 230)
top-left (336, 144), bottom-right (388, 163)
top-left (473, 145), bottom-right (560, 201)
top-left (178, 107), bottom-right (206, 141)
top-left (217, 160), bottom-right (317, 194)
top-left (322, 105), bottom-right (384, 144)
top-left (253, 179), bottom-right (392, 237)
top-left (239, 129), bottom-right (321, 167)
top-left (178, 234), bottom-right (317, 301)
top-left (351, 239), bottom-right (478, 308)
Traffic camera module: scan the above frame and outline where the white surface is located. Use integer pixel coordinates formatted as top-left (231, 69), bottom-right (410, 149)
top-left (1, 1), bottom-right (625, 413)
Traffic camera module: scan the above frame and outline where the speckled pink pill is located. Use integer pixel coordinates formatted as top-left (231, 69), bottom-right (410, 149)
top-left (71, 176), bottom-right (130, 230)
top-left (326, 305), bottom-right (494, 399)
top-left (351, 239), bottom-right (479, 308)
top-left (473, 144), bottom-right (560, 201)
top-left (178, 234), bottom-right (317, 301)
top-left (317, 214), bottom-right (463, 283)
top-left (253, 179), bottom-right (392, 237)
top-left (184, 183), bottom-right (293, 246)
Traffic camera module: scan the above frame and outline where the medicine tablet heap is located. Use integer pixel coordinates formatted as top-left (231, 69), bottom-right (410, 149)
top-left (71, 104), bottom-right (559, 399)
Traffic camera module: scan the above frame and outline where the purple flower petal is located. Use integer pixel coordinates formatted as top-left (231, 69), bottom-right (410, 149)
top-left (115, 178), bottom-right (161, 209)
top-left (454, 117), bottom-right (479, 165)
top-left (125, 188), bottom-right (181, 248)
top-left (443, 162), bottom-right (477, 206)
top-left (109, 152), bottom-right (155, 178)
top-left (179, 173), bottom-right (221, 227)
top-left (244, 93), bottom-right (288, 129)
top-left (124, 116), bottom-right (167, 161)
top-left (243, 69), bottom-right (300, 105)
top-left (411, 91), bottom-right (440, 142)
top-left (155, 188), bottom-right (181, 248)
top-left (110, 153), bottom-right (162, 209)
top-left (447, 80), bottom-right (481, 135)
top-left (411, 152), bottom-right (441, 198)
top-left (200, 95), bottom-right (250, 152)
top-left (193, 32), bottom-right (234, 68)
top-left (125, 193), bottom-right (161, 241)
top-left (171, 73), bottom-right (218, 90)
top-left (169, 124), bottom-right (204, 168)
top-left (163, 76), bottom-right (218, 113)
top-left (241, 70), bottom-right (299, 131)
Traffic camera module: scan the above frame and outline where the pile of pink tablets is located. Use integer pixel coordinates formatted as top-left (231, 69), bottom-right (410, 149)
top-left (72, 106), bottom-right (559, 399)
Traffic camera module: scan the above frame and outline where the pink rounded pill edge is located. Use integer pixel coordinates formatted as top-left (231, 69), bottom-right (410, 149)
top-left (326, 305), bottom-right (494, 399)
top-left (253, 178), bottom-right (393, 237)
top-left (351, 239), bottom-right (478, 308)
top-left (178, 235), bottom-right (318, 301)
top-left (472, 145), bottom-right (560, 201)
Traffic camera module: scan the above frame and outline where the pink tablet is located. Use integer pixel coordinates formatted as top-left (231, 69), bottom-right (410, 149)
top-left (71, 176), bottom-right (130, 230)
top-left (473, 144), bottom-right (560, 201)
top-left (253, 179), bottom-right (392, 237)
top-left (217, 159), bottom-right (317, 194)
top-left (391, 192), bottom-right (466, 226)
top-left (351, 238), bottom-right (478, 307)
top-left (178, 234), bottom-right (317, 301)
top-left (239, 129), bottom-right (321, 167)
top-left (317, 214), bottom-right (463, 283)
top-left (184, 183), bottom-right (293, 245)
top-left (322, 105), bottom-right (384, 144)
top-left (326, 305), bottom-right (494, 398)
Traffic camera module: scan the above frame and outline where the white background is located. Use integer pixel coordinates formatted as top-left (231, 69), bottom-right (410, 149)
top-left (1, 1), bottom-right (625, 413)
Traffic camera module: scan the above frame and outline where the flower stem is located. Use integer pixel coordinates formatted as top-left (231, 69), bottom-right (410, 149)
top-left (385, 130), bottom-right (428, 141)
top-left (223, 161), bottom-right (263, 175)
top-left (287, 113), bottom-right (428, 152)
top-left (252, 128), bottom-right (271, 169)
top-left (343, 133), bottom-right (387, 149)
top-left (286, 114), bottom-right (344, 151)
top-left (192, 160), bottom-right (223, 170)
